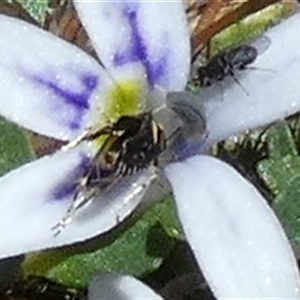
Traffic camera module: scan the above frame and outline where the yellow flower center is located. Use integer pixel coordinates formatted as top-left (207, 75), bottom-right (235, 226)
top-left (93, 80), bottom-right (147, 147)
top-left (105, 80), bottom-right (145, 119)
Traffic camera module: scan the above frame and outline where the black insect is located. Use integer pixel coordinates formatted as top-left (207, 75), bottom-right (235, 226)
top-left (4, 275), bottom-right (87, 300)
top-left (195, 44), bottom-right (258, 87)
top-left (53, 111), bottom-right (166, 235)
top-left (84, 111), bottom-right (166, 179)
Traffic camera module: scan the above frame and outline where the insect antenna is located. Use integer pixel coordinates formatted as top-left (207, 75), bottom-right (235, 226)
top-left (51, 167), bottom-right (103, 237)
top-left (52, 133), bottom-right (117, 236)
top-left (243, 66), bottom-right (274, 73)
top-left (60, 109), bottom-right (115, 152)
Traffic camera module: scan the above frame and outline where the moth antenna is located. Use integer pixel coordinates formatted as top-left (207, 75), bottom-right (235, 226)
top-left (244, 66), bottom-right (274, 73)
top-left (60, 128), bottom-right (92, 151)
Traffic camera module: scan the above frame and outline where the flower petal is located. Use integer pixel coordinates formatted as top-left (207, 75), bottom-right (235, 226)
top-left (0, 145), bottom-right (155, 259)
top-left (202, 12), bottom-right (300, 146)
top-left (89, 273), bottom-right (163, 300)
top-left (165, 155), bottom-right (300, 298)
top-left (74, 1), bottom-right (190, 91)
top-left (0, 14), bottom-right (114, 141)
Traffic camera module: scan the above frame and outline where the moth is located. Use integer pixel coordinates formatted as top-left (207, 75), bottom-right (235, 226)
top-left (52, 110), bottom-right (167, 235)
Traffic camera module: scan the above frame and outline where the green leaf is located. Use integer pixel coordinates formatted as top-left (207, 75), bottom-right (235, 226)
top-left (257, 121), bottom-right (300, 245)
top-left (0, 117), bottom-right (34, 175)
top-left (212, 2), bottom-right (293, 55)
top-left (17, 0), bottom-right (49, 21)
top-left (265, 121), bottom-right (297, 159)
top-left (275, 175), bottom-right (300, 245)
top-left (23, 197), bottom-right (184, 288)
top-left (257, 122), bottom-right (299, 194)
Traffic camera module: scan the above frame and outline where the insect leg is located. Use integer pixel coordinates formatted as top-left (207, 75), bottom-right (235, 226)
top-left (231, 73), bottom-right (249, 96)
top-left (52, 132), bottom-right (119, 237)
top-left (51, 184), bottom-right (98, 237)
top-left (51, 156), bottom-right (106, 237)
top-left (116, 166), bottom-right (159, 223)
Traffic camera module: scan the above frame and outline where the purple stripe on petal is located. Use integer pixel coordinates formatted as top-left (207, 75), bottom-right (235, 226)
top-left (172, 135), bottom-right (207, 162)
top-left (113, 5), bottom-right (168, 86)
top-left (49, 153), bottom-right (118, 202)
top-left (82, 74), bottom-right (98, 90)
top-left (30, 72), bottom-right (99, 131)
top-left (50, 153), bottom-right (91, 201)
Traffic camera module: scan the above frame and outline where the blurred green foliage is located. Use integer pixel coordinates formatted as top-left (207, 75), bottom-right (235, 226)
top-left (17, 0), bottom-right (48, 22)
top-left (23, 197), bottom-right (184, 288)
top-left (0, 117), bottom-right (34, 175)
top-left (212, 2), bottom-right (292, 55)
top-left (258, 121), bottom-right (300, 246)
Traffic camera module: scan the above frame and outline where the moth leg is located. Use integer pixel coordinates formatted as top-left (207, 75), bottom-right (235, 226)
top-left (51, 211), bottom-right (73, 237)
top-left (51, 178), bottom-right (98, 237)
top-left (231, 73), bottom-right (249, 96)
top-left (116, 167), bottom-right (159, 223)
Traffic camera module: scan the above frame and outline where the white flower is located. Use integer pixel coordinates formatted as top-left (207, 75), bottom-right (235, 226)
top-left (0, 0), bottom-right (189, 252)
top-left (0, 1), bottom-right (299, 298)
